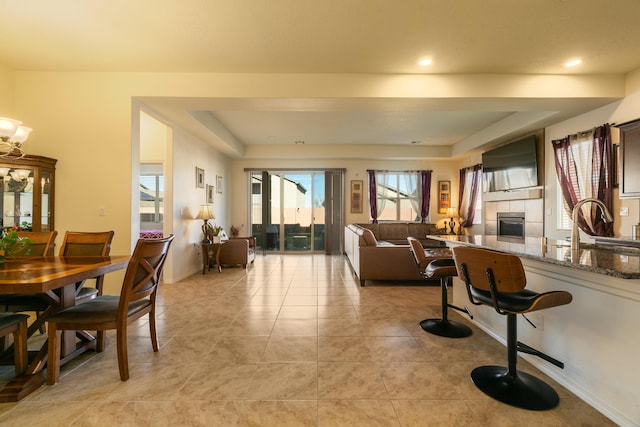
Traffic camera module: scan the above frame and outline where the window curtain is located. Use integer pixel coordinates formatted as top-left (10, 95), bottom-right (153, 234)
top-left (367, 170), bottom-right (390, 223)
top-left (420, 170), bottom-right (431, 222)
top-left (368, 170), bottom-right (378, 223)
top-left (458, 164), bottom-right (482, 228)
top-left (552, 124), bottom-right (613, 237)
top-left (401, 171), bottom-right (431, 222)
top-left (402, 172), bottom-right (420, 221)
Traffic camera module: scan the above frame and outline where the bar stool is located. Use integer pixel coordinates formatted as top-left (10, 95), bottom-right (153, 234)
top-left (0, 313), bottom-right (29, 376)
top-left (452, 245), bottom-right (573, 410)
top-left (407, 237), bottom-right (472, 338)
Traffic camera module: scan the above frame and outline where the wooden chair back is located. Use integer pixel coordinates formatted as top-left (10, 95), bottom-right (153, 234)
top-left (59, 231), bottom-right (114, 256)
top-left (15, 231), bottom-right (58, 256)
top-left (117, 235), bottom-right (174, 317)
top-left (452, 245), bottom-right (527, 293)
top-left (407, 237), bottom-right (427, 278)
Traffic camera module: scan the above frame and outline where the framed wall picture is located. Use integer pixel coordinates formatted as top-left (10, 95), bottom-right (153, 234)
top-left (206, 184), bottom-right (214, 203)
top-left (216, 175), bottom-right (223, 193)
top-left (195, 167), bottom-right (205, 188)
top-left (438, 180), bottom-right (451, 214)
top-left (350, 180), bottom-right (363, 213)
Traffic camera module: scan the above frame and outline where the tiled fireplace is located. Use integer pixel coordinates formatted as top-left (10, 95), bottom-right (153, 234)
top-left (497, 212), bottom-right (526, 239)
top-left (484, 198), bottom-right (543, 238)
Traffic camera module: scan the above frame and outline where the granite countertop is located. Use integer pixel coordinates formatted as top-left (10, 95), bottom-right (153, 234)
top-left (427, 235), bottom-right (640, 279)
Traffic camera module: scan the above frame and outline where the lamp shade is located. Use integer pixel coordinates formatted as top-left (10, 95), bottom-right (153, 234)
top-left (195, 204), bottom-right (215, 220)
top-left (446, 207), bottom-right (458, 218)
top-left (0, 117), bottom-right (21, 139)
top-left (10, 169), bottom-right (32, 181)
top-left (12, 126), bottom-right (32, 144)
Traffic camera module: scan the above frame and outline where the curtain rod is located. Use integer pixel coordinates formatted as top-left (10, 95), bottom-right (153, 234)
top-left (569, 128), bottom-right (594, 139)
top-left (243, 168), bottom-right (346, 172)
top-left (366, 169), bottom-right (433, 173)
top-left (569, 123), bottom-right (616, 139)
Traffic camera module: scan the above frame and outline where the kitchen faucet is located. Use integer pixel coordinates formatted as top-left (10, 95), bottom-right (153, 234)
top-left (571, 198), bottom-right (614, 252)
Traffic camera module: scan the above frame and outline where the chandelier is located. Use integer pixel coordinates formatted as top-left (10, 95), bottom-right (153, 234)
top-left (0, 117), bottom-right (32, 159)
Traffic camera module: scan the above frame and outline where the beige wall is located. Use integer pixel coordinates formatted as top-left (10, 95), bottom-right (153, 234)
top-left (140, 110), bottom-right (168, 162)
top-left (0, 64), bottom-right (14, 116)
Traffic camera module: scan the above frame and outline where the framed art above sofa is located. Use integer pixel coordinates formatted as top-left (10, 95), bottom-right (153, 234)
top-left (350, 180), bottom-right (363, 213)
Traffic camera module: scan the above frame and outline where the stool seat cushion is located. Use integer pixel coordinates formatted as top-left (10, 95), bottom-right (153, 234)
top-left (425, 258), bottom-right (457, 279)
top-left (470, 287), bottom-right (572, 314)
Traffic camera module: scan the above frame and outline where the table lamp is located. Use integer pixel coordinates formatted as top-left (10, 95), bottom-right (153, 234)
top-left (446, 207), bottom-right (458, 235)
top-left (195, 204), bottom-right (215, 244)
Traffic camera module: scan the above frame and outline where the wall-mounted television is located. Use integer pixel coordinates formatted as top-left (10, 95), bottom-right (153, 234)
top-left (482, 135), bottom-right (539, 192)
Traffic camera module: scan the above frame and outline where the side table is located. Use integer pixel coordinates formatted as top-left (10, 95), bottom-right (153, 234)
top-left (199, 241), bottom-right (225, 274)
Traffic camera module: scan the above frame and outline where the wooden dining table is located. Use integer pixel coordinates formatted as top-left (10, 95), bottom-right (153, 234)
top-left (0, 255), bottom-right (129, 401)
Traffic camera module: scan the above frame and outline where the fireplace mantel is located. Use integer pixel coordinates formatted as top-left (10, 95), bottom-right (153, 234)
top-left (484, 188), bottom-right (542, 202)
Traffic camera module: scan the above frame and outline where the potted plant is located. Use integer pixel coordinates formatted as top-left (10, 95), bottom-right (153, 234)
top-left (0, 230), bottom-right (31, 261)
top-left (206, 223), bottom-right (223, 243)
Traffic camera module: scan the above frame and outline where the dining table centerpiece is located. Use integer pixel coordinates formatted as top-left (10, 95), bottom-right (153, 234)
top-left (0, 230), bottom-right (31, 261)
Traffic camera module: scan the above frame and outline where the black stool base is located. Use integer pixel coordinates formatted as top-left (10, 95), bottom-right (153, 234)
top-left (471, 365), bottom-right (559, 411)
top-left (419, 318), bottom-right (473, 338)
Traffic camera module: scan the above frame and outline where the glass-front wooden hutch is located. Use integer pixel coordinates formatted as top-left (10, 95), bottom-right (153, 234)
top-left (0, 155), bottom-right (56, 232)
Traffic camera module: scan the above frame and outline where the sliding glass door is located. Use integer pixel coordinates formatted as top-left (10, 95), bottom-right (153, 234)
top-left (249, 170), bottom-right (342, 254)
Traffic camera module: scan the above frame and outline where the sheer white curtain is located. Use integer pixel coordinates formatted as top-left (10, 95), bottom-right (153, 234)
top-left (570, 136), bottom-right (596, 229)
top-left (402, 172), bottom-right (421, 221)
top-left (458, 165), bottom-right (481, 227)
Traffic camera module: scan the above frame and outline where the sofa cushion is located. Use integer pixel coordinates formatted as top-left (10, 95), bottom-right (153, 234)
top-left (408, 223), bottom-right (438, 238)
top-left (378, 223), bottom-right (410, 241)
top-left (359, 223), bottom-right (379, 236)
top-left (361, 229), bottom-right (378, 246)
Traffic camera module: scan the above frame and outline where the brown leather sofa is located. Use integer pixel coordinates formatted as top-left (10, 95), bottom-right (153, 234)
top-left (344, 223), bottom-right (445, 286)
top-left (217, 236), bottom-right (256, 269)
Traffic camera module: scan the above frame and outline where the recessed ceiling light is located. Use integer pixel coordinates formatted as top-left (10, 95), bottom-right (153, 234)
top-left (565, 59), bottom-right (582, 67)
top-left (418, 58), bottom-right (433, 67)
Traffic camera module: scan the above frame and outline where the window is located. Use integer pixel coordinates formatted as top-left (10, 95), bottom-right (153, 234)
top-left (140, 165), bottom-right (164, 231)
top-left (375, 172), bottom-right (424, 222)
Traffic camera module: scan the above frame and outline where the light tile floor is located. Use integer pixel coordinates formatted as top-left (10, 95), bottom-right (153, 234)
top-left (0, 254), bottom-right (616, 426)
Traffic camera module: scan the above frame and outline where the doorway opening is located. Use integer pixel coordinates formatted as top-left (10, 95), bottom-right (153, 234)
top-left (140, 163), bottom-right (164, 238)
top-left (248, 170), bottom-right (343, 254)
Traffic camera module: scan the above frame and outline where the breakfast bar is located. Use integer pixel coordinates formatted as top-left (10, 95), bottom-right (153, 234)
top-left (429, 235), bottom-right (640, 427)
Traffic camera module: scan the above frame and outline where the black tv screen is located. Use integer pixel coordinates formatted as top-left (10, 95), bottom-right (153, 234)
top-left (482, 135), bottom-right (538, 192)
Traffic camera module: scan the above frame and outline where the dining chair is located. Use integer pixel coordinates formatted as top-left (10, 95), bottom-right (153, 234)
top-left (0, 313), bottom-right (29, 376)
top-left (46, 235), bottom-right (174, 384)
top-left (58, 231), bottom-right (115, 301)
top-left (14, 230), bottom-right (57, 256)
top-left (1, 231), bottom-right (58, 336)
